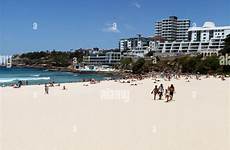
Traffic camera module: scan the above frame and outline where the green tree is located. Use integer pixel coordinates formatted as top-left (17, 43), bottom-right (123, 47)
top-left (220, 35), bottom-right (230, 54)
top-left (120, 58), bottom-right (133, 70)
top-left (142, 60), bottom-right (153, 73)
top-left (132, 58), bottom-right (145, 74)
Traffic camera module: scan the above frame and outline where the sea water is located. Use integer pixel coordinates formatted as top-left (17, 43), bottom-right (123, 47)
top-left (0, 67), bottom-right (112, 86)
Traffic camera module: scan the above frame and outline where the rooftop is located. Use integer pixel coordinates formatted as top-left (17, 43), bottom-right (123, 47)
top-left (188, 22), bottom-right (230, 31)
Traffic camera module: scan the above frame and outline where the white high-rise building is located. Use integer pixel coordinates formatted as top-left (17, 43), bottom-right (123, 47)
top-left (155, 16), bottom-right (191, 42)
top-left (120, 20), bottom-right (230, 57)
top-left (149, 22), bottom-right (230, 55)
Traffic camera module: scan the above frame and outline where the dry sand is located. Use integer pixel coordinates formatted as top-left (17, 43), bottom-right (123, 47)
top-left (0, 77), bottom-right (229, 150)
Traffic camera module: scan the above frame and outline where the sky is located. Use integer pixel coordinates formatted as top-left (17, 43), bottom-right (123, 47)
top-left (0, 0), bottom-right (230, 55)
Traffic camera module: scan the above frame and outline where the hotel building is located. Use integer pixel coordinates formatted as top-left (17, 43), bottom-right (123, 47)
top-left (82, 52), bottom-right (121, 65)
top-left (188, 22), bottom-right (230, 42)
top-left (120, 15), bottom-right (230, 57)
top-left (119, 35), bottom-right (153, 57)
top-left (155, 16), bottom-right (191, 42)
top-left (150, 22), bottom-right (230, 55)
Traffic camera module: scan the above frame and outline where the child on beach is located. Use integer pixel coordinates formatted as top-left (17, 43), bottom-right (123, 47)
top-left (165, 87), bottom-right (170, 102)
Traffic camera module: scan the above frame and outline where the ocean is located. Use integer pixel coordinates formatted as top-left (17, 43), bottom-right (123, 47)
top-left (0, 67), bottom-right (113, 86)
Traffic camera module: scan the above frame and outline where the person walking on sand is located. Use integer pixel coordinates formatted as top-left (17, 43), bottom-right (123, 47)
top-left (151, 85), bottom-right (159, 100)
top-left (168, 75), bottom-right (171, 81)
top-left (165, 86), bottom-right (170, 102)
top-left (158, 84), bottom-right (164, 100)
top-left (169, 84), bottom-right (175, 101)
top-left (62, 85), bottom-right (67, 90)
top-left (45, 84), bottom-right (49, 94)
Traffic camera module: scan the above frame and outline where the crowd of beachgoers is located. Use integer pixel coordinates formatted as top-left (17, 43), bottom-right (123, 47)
top-left (2, 72), bottom-right (229, 89)
top-left (116, 72), bottom-right (228, 102)
top-left (2, 71), bottom-right (228, 104)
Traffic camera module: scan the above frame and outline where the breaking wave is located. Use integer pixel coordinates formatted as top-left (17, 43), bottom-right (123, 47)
top-left (0, 77), bottom-right (50, 83)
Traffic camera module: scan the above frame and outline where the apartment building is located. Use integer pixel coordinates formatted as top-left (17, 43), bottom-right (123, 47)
top-left (119, 35), bottom-right (153, 57)
top-left (188, 22), bottom-right (230, 42)
top-left (155, 16), bottom-right (191, 42)
top-left (82, 52), bottom-right (121, 65)
top-left (150, 22), bottom-right (230, 55)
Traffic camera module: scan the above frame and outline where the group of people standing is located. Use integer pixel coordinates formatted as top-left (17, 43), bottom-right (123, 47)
top-left (151, 84), bottom-right (175, 102)
top-left (44, 83), bottom-right (67, 95)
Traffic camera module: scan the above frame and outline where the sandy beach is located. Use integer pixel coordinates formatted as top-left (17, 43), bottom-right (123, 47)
top-left (0, 77), bottom-right (229, 150)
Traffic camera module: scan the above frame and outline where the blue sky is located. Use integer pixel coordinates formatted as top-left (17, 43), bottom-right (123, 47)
top-left (0, 0), bottom-right (230, 54)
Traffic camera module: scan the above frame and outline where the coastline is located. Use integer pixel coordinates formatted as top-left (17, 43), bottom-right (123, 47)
top-left (10, 65), bottom-right (123, 76)
top-left (2, 65), bottom-right (229, 87)
top-left (0, 66), bottom-right (123, 87)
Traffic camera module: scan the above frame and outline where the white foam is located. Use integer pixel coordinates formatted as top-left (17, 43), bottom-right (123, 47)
top-left (0, 77), bottom-right (50, 83)
top-left (31, 74), bottom-right (40, 77)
